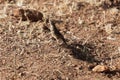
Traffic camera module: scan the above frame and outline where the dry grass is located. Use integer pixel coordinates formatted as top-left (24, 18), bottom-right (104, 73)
top-left (0, 0), bottom-right (120, 80)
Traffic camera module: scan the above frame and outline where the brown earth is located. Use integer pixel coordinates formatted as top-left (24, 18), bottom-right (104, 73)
top-left (0, 0), bottom-right (120, 80)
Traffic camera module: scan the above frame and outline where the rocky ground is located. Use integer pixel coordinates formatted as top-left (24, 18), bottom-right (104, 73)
top-left (0, 0), bottom-right (120, 80)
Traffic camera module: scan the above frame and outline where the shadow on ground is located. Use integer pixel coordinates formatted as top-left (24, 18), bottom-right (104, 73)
top-left (64, 42), bottom-right (100, 63)
top-left (101, 0), bottom-right (120, 9)
top-left (104, 70), bottom-right (120, 78)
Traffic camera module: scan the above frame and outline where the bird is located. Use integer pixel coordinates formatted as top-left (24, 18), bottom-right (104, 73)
top-left (49, 19), bottom-right (67, 46)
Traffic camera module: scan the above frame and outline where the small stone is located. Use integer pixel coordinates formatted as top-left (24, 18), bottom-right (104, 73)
top-left (12, 8), bottom-right (25, 20)
top-left (92, 65), bottom-right (109, 72)
top-left (12, 8), bottom-right (43, 22)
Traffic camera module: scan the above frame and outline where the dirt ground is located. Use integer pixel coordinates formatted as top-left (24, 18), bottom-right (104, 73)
top-left (0, 0), bottom-right (120, 80)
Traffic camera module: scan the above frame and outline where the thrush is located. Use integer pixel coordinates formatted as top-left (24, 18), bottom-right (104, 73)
top-left (49, 20), bottom-right (67, 45)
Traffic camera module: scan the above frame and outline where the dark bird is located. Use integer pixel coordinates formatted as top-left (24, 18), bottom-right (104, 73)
top-left (49, 20), bottom-right (67, 45)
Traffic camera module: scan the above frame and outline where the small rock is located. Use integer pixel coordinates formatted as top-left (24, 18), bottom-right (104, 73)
top-left (12, 8), bottom-right (43, 22)
top-left (92, 65), bottom-right (109, 72)
top-left (12, 8), bottom-right (26, 20)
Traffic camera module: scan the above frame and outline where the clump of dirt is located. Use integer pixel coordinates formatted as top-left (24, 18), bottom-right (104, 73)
top-left (12, 8), bottom-right (43, 22)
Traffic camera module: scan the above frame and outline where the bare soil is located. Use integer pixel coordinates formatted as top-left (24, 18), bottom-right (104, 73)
top-left (0, 0), bottom-right (120, 80)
